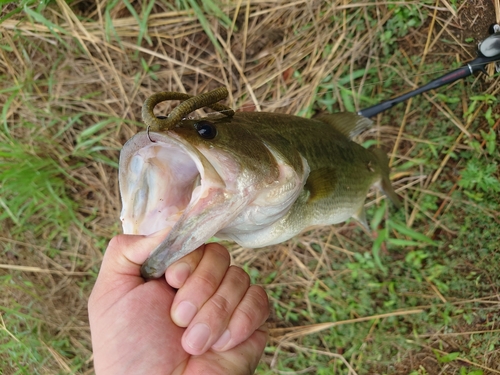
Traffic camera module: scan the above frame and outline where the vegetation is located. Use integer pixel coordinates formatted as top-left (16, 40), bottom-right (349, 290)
top-left (1, 0), bottom-right (499, 374)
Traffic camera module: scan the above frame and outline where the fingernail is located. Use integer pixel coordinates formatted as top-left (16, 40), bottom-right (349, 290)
top-left (185, 323), bottom-right (211, 352)
top-left (172, 301), bottom-right (197, 327)
top-left (171, 262), bottom-right (191, 286)
top-left (212, 329), bottom-right (231, 350)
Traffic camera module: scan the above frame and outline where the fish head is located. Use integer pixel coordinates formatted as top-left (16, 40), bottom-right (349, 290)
top-left (119, 114), bottom-right (305, 278)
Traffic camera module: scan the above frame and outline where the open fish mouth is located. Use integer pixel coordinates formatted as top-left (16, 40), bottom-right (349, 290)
top-left (119, 131), bottom-right (225, 238)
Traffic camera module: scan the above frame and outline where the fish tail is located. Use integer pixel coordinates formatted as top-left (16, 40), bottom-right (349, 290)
top-left (371, 148), bottom-right (401, 209)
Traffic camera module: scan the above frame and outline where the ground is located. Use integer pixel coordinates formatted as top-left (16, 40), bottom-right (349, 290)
top-left (1, 1), bottom-right (499, 374)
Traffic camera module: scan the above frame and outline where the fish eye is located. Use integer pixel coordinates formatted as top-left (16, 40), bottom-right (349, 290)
top-left (194, 120), bottom-right (217, 139)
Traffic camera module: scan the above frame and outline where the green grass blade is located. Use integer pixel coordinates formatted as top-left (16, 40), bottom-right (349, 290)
top-left (23, 6), bottom-right (71, 50)
top-left (122, 0), bottom-right (154, 48)
top-left (370, 200), bottom-right (387, 231)
top-left (372, 228), bottom-right (388, 274)
top-left (201, 0), bottom-right (232, 28)
top-left (0, 4), bottom-right (22, 23)
top-left (185, 0), bottom-right (224, 56)
top-left (389, 220), bottom-right (439, 246)
top-left (388, 238), bottom-right (428, 247)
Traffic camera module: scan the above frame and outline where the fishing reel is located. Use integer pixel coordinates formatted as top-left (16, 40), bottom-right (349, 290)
top-left (478, 23), bottom-right (500, 72)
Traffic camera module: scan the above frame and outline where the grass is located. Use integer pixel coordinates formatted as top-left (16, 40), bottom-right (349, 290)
top-left (1, 0), bottom-right (500, 374)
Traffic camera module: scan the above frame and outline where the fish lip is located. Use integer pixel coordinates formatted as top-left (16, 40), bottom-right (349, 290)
top-left (119, 130), bottom-right (226, 237)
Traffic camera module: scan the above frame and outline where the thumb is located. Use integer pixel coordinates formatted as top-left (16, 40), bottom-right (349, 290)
top-left (89, 228), bottom-right (171, 306)
top-left (104, 228), bottom-right (172, 277)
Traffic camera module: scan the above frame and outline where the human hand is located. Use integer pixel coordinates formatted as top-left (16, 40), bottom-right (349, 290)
top-left (88, 230), bottom-right (269, 374)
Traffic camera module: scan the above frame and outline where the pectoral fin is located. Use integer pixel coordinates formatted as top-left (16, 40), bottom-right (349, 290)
top-left (353, 204), bottom-right (370, 232)
top-left (304, 167), bottom-right (337, 202)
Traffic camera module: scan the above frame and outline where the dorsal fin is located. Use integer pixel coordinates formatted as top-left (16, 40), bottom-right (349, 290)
top-left (314, 112), bottom-right (373, 139)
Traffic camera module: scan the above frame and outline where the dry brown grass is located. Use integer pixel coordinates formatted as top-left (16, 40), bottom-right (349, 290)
top-left (1, 0), bottom-right (500, 374)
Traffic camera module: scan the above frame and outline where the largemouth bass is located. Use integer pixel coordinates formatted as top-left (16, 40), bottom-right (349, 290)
top-left (119, 87), bottom-right (400, 278)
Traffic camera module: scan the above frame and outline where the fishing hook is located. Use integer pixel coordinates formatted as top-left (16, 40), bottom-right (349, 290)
top-left (146, 125), bottom-right (155, 143)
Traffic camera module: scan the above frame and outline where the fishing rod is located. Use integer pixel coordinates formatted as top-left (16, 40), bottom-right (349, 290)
top-left (358, 24), bottom-right (500, 118)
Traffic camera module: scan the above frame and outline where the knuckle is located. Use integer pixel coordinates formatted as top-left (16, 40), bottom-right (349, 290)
top-left (239, 303), bottom-right (254, 323)
top-left (206, 243), bottom-right (230, 263)
top-left (234, 307), bottom-right (255, 339)
top-left (208, 293), bottom-right (233, 316)
top-left (228, 266), bottom-right (250, 286)
top-left (191, 270), bottom-right (220, 293)
top-left (228, 287), bottom-right (270, 342)
top-left (232, 287), bottom-right (269, 329)
top-left (248, 286), bottom-right (270, 319)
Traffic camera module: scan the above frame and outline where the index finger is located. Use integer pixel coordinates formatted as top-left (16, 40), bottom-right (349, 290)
top-left (164, 244), bottom-right (206, 289)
